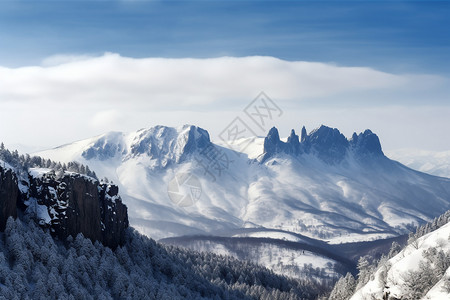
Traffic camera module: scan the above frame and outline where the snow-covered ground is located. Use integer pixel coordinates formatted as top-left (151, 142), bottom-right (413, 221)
top-left (351, 221), bottom-right (450, 299)
top-left (0, 159), bottom-right (13, 171)
top-left (193, 240), bottom-right (339, 280)
top-left (28, 168), bottom-right (54, 179)
top-left (232, 231), bottom-right (307, 243)
top-left (160, 233), bottom-right (348, 280)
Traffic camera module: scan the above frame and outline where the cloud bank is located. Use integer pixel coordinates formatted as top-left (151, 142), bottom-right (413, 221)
top-left (1, 53), bottom-right (412, 107)
top-left (0, 53), bottom-right (449, 151)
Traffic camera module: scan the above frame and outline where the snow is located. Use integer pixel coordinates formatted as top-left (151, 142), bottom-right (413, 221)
top-left (0, 159), bottom-right (13, 171)
top-left (387, 148), bottom-right (450, 178)
top-left (176, 238), bottom-right (338, 280)
top-left (232, 231), bottom-right (307, 243)
top-left (25, 198), bottom-right (52, 225)
top-left (326, 233), bottom-right (396, 245)
top-left (63, 171), bottom-right (98, 184)
top-left (215, 136), bottom-right (265, 159)
top-left (425, 268), bottom-right (450, 299)
top-left (351, 222), bottom-right (450, 300)
top-left (28, 168), bottom-right (53, 179)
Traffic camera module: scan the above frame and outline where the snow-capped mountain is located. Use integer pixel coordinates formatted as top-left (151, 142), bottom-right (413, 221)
top-left (35, 124), bottom-right (450, 244)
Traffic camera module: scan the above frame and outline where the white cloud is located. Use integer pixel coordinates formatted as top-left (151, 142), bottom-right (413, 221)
top-left (0, 53), bottom-right (449, 151)
top-left (0, 53), bottom-right (417, 108)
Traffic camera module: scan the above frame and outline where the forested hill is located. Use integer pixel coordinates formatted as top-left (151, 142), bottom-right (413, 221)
top-left (0, 218), bottom-right (324, 299)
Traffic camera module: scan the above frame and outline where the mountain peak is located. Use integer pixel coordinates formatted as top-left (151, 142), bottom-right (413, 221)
top-left (306, 125), bottom-right (349, 163)
top-left (262, 127), bottom-right (283, 160)
top-left (350, 129), bottom-right (383, 156)
top-left (262, 125), bottom-right (383, 163)
top-left (301, 126), bottom-right (307, 143)
top-left (129, 124), bottom-right (211, 167)
top-left (78, 125), bottom-right (212, 170)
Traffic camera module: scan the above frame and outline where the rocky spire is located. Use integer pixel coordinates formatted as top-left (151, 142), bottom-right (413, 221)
top-left (261, 125), bottom-right (384, 164)
top-left (301, 126), bottom-right (307, 143)
top-left (302, 125), bottom-right (349, 164)
top-left (263, 127), bottom-right (282, 157)
top-left (286, 129), bottom-right (300, 154)
top-left (350, 129), bottom-right (383, 156)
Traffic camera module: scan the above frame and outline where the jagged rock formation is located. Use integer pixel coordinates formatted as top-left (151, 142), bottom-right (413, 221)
top-left (263, 128), bottom-right (302, 158)
top-left (350, 129), bottom-right (383, 157)
top-left (0, 165), bottom-right (18, 231)
top-left (262, 125), bottom-right (383, 163)
top-left (26, 171), bottom-right (128, 248)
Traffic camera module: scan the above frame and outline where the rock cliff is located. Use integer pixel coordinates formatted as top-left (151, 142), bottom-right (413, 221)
top-left (26, 171), bottom-right (128, 248)
top-left (0, 164), bottom-right (18, 231)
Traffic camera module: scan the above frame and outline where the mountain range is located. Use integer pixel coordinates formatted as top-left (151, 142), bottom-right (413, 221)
top-left (32, 124), bottom-right (450, 280)
top-left (36, 124), bottom-right (450, 244)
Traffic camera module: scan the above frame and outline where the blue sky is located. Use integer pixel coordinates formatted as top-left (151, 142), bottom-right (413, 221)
top-left (1, 1), bottom-right (450, 152)
top-left (1, 1), bottom-right (450, 73)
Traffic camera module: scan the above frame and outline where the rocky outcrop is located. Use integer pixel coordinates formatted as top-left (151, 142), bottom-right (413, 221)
top-left (305, 125), bottom-right (349, 164)
top-left (98, 183), bottom-right (128, 248)
top-left (350, 129), bottom-right (383, 157)
top-left (262, 127), bottom-right (302, 161)
top-left (286, 129), bottom-right (301, 154)
top-left (0, 165), bottom-right (18, 231)
top-left (263, 127), bottom-right (283, 157)
top-left (300, 126), bottom-right (307, 143)
top-left (262, 125), bottom-right (384, 164)
top-left (27, 172), bottom-right (128, 248)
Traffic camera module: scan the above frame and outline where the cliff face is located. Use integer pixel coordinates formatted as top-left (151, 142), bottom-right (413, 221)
top-left (26, 171), bottom-right (128, 248)
top-left (98, 183), bottom-right (128, 248)
top-left (0, 165), bottom-right (18, 231)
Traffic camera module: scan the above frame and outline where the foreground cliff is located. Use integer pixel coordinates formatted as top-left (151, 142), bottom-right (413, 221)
top-left (0, 163), bottom-right (18, 231)
top-left (0, 157), bottom-right (128, 248)
top-left (25, 169), bottom-right (128, 248)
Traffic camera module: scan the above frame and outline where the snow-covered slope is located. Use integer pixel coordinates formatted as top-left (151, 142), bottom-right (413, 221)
top-left (387, 148), bottom-right (450, 179)
top-left (160, 233), bottom-right (350, 281)
top-left (350, 216), bottom-right (450, 300)
top-left (36, 124), bottom-right (450, 243)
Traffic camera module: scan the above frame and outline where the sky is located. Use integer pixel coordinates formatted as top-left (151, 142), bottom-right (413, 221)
top-left (0, 1), bottom-right (449, 153)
